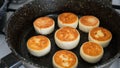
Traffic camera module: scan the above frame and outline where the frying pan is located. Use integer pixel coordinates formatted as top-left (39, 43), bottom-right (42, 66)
top-left (5, 0), bottom-right (120, 68)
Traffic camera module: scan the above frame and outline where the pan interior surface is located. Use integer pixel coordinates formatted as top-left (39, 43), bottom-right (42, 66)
top-left (6, 0), bottom-right (120, 68)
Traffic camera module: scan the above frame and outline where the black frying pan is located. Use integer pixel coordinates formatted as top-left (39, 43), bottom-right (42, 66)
top-left (5, 0), bottom-right (120, 68)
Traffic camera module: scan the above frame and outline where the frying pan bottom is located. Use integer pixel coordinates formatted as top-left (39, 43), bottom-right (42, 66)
top-left (18, 13), bottom-right (118, 68)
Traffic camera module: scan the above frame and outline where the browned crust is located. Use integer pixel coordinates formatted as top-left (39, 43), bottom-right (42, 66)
top-left (58, 12), bottom-right (78, 24)
top-left (33, 16), bottom-right (54, 28)
top-left (53, 50), bottom-right (77, 68)
top-left (80, 16), bottom-right (99, 26)
top-left (90, 27), bottom-right (112, 41)
top-left (82, 42), bottom-right (103, 56)
top-left (27, 35), bottom-right (49, 50)
top-left (56, 26), bottom-right (79, 41)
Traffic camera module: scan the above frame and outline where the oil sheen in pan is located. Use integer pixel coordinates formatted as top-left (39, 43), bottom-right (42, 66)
top-left (19, 13), bottom-right (116, 68)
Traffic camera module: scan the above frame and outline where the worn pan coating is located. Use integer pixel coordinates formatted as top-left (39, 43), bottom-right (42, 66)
top-left (5, 0), bottom-right (120, 68)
